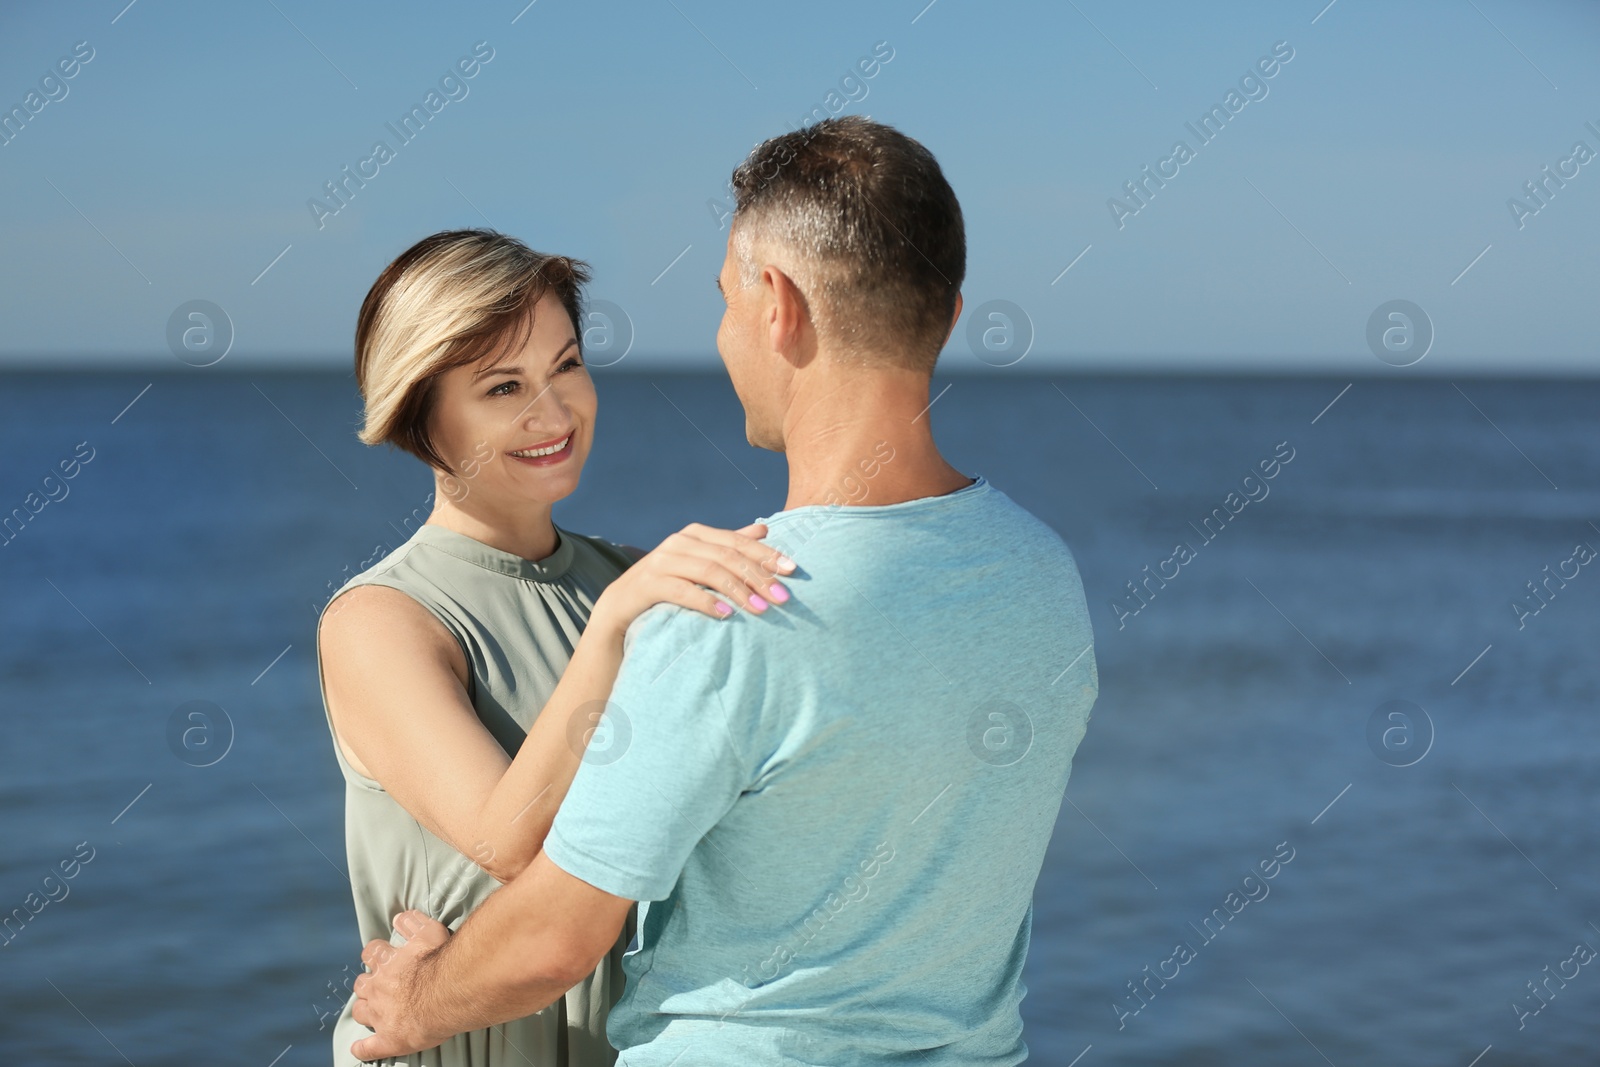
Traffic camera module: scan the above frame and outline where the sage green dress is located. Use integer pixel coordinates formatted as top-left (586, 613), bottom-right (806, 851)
top-left (314, 521), bottom-right (639, 1066)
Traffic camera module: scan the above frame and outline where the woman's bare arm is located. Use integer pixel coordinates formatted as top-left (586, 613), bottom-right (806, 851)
top-left (317, 523), bottom-right (793, 884)
top-left (320, 583), bottom-right (637, 883)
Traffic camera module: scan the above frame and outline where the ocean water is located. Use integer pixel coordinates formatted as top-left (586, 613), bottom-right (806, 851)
top-left (0, 369), bottom-right (1595, 1065)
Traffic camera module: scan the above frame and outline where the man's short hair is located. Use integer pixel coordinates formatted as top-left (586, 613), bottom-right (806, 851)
top-left (729, 116), bottom-right (965, 373)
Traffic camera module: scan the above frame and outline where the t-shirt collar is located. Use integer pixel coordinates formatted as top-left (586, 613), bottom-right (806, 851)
top-left (756, 473), bottom-right (988, 526)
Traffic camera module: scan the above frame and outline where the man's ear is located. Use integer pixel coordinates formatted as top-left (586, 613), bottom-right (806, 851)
top-left (942, 292), bottom-right (964, 349)
top-left (763, 264), bottom-right (811, 356)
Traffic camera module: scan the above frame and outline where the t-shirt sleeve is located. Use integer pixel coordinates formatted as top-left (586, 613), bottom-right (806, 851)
top-left (544, 602), bottom-right (764, 901)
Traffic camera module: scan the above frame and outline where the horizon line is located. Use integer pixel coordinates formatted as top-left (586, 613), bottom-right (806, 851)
top-left (0, 359), bottom-right (1596, 381)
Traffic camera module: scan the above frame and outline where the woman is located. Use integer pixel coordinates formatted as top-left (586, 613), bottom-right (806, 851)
top-left (314, 228), bottom-right (793, 1066)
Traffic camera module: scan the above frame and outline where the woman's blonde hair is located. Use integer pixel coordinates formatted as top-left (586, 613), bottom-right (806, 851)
top-left (354, 228), bottom-right (591, 472)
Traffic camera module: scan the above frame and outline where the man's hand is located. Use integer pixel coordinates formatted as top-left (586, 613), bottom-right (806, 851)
top-left (350, 910), bottom-right (453, 1062)
top-left (342, 854), bottom-right (633, 1059)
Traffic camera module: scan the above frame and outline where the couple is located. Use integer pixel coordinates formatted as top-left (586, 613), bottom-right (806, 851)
top-left (315, 116), bottom-right (1098, 1066)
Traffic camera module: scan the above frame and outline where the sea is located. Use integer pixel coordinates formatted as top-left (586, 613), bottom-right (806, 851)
top-left (1, 369), bottom-right (1595, 1065)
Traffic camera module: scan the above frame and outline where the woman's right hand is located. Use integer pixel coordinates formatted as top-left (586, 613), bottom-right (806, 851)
top-left (590, 522), bottom-right (795, 636)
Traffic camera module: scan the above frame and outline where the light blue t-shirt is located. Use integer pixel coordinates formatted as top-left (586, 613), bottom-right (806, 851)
top-left (544, 474), bottom-right (1098, 1065)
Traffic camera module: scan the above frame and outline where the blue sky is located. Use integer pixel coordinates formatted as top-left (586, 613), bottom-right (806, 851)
top-left (1, 0), bottom-right (1596, 374)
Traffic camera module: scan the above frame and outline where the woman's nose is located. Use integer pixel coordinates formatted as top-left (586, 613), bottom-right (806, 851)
top-left (516, 383), bottom-right (568, 429)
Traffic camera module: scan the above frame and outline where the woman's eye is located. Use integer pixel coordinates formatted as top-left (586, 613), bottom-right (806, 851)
top-left (487, 380), bottom-right (518, 397)
top-left (560, 357), bottom-right (584, 373)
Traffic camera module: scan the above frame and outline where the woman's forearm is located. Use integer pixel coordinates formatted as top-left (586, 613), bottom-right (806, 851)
top-left (449, 526), bottom-right (782, 882)
top-left (467, 610), bottom-right (628, 883)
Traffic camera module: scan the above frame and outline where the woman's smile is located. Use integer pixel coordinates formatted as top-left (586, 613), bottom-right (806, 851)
top-left (507, 431), bottom-right (575, 466)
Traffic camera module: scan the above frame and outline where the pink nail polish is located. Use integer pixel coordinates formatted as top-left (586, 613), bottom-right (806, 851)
top-left (748, 593), bottom-right (768, 611)
top-left (715, 601), bottom-right (732, 616)
top-left (767, 583), bottom-right (789, 603)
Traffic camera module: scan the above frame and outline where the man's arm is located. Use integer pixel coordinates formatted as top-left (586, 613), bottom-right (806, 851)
top-left (351, 599), bottom-right (770, 1060)
top-left (349, 852), bottom-right (633, 1061)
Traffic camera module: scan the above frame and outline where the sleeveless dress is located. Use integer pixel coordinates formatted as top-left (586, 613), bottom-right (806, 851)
top-left (314, 521), bottom-right (639, 1067)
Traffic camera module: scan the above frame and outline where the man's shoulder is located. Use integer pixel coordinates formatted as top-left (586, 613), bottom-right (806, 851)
top-left (616, 597), bottom-right (788, 712)
top-left (769, 481), bottom-right (1073, 573)
top-left (621, 601), bottom-right (686, 656)
top-left (970, 480), bottom-right (1064, 534)
top-left (621, 600), bottom-right (744, 662)
top-left (951, 484), bottom-right (1078, 576)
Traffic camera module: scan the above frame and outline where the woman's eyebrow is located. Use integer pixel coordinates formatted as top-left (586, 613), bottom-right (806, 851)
top-left (472, 362), bottom-right (519, 381)
top-left (471, 339), bottom-right (577, 381)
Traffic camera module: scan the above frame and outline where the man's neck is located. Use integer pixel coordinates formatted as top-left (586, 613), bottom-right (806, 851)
top-left (780, 365), bottom-right (971, 512)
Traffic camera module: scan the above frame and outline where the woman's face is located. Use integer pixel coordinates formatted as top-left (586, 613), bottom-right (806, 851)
top-left (427, 290), bottom-right (597, 509)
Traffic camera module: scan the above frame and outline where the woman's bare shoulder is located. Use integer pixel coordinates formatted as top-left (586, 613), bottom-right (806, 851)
top-left (318, 583), bottom-right (457, 658)
top-left (317, 585), bottom-right (470, 780)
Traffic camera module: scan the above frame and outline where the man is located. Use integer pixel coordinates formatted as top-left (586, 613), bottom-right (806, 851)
top-left (351, 115), bottom-right (1098, 1065)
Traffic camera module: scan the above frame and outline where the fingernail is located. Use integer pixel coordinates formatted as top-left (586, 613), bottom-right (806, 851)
top-left (777, 555), bottom-right (796, 572)
top-left (715, 601), bottom-right (732, 616)
top-left (748, 593), bottom-right (768, 611)
top-left (767, 583), bottom-right (789, 603)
